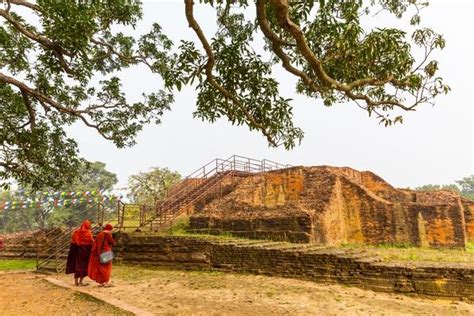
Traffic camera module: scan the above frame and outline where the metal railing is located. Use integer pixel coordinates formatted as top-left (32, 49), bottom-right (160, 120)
top-left (36, 203), bottom-right (119, 272)
top-left (137, 155), bottom-right (291, 231)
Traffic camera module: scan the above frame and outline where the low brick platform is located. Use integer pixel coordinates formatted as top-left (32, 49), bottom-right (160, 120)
top-left (0, 229), bottom-right (62, 259)
top-left (117, 234), bottom-right (474, 300)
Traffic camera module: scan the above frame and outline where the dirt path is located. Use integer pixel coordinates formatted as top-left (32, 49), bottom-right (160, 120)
top-left (0, 272), bottom-right (129, 315)
top-left (51, 265), bottom-right (474, 316)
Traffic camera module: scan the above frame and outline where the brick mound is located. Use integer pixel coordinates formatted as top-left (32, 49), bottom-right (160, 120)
top-left (189, 166), bottom-right (474, 247)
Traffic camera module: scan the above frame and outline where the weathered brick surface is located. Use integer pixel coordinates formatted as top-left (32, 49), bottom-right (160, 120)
top-left (189, 167), bottom-right (471, 247)
top-left (117, 235), bottom-right (474, 300)
top-left (0, 229), bottom-right (63, 258)
top-left (462, 199), bottom-right (474, 241)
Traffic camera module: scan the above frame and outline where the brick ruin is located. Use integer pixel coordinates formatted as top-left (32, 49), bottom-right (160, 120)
top-left (0, 228), bottom-right (65, 258)
top-left (189, 166), bottom-right (474, 248)
top-left (116, 235), bottom-right (474, 300)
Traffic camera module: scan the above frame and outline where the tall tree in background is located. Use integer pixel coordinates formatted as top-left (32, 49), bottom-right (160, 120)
top-left (0, 161), bottom-right (118, 232)
top-left (1, 0), bottom-right (449, 189)
top-left (128, 167), bottom-right (181, 205)
top-left (415, 184), bottom-right (460, 193)
top-left (67, 161), bottom-right (118, 193)
top-left (456, 176), bottom-right (474, 201)
top-left (48, 161), bottom-right (118, 227)
top-left (415, 175), bottom-right (474, 201)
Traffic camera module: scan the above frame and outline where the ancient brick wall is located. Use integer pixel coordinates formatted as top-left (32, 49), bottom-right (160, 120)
top-left (190, 215), bottom-right (313, 243)
top-left (462, 199), bottom-right (474, 241)
top-left (189, 166), bottom-right (471, 248)
top-left (408, 203), bottom-right (467, 247)
top-left (189, 168), bottom-right (313, 243)
top-left (116, 235), bottom-right (474, 300)
top-left (0, 229), bottom-right (62, 258)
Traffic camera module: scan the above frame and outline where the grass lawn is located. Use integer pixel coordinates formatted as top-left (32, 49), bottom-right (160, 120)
top-left (342, 242), bottom-right (474, 264)
top-left (0, 259), bottom-right (36, 271)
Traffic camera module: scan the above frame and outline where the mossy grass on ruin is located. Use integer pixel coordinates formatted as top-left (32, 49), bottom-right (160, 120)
top-left (340, 242), bottom-right (474, 263)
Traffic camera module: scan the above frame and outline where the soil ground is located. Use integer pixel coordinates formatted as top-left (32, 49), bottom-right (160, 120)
top-left (1, 264), bottom-right (474, 315)
top-left (0, 272), bottom-right (130, 315)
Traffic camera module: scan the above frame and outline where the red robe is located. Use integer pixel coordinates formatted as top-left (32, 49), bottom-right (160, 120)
top-left (66, 220), bottom-right (94, 278)
top-left (88, 230), bottom-right (115, 284)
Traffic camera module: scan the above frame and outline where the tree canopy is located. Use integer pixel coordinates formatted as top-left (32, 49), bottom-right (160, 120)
top-left (128, 167), bottom-right (182, 205)
top-left (456, 175), bottom-right (474, 201)
top-left (415, 175), bottom-right (474, 201)
top-left (0, 0), bottom-right (448, 188)
top-left (0, 160), bottom-right (118, 232)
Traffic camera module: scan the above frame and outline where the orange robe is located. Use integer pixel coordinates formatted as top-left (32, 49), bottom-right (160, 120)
top-left (88, 231), bottom-right (115, 284)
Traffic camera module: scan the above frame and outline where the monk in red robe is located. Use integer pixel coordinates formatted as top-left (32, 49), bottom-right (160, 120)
top-left (66, 220), bottom-right (94, 286)
top-left (88, 223), bottom-right (115, 287)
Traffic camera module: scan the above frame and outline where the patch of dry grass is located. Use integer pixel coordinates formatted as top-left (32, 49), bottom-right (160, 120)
top-left (342, 242), bottom-right (474, 264)
top-left (113, 264), bottom-right (223, 283)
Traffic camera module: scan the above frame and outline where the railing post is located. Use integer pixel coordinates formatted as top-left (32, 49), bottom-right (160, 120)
top-left (35, 233), bottom-right (39, 270)
top-left (220, 177), bottom-right (223, 199)
top-left (139, 205), bottom-right (143, 226)
top-left (54, 234), bottom-right (59, 273)
top-left (117, 201), bottom-right (120, 226)
top-left (121, 203), bottom-right (125, 232)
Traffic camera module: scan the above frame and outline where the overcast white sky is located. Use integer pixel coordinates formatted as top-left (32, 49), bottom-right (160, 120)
top-left (67, 0), bottom-right (473, 191)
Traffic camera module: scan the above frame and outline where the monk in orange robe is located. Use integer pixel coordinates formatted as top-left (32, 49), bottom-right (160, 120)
top-left (88, 223), bottom-right (115, 287)
top-left (66, 220), bottom-right (94, 286)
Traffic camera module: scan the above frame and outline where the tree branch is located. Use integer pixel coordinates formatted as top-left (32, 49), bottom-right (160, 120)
top-left (0, 72), bottom-right (113, 140)
top-left (184, 0), bottom-right (278, 146)
top-left (256, 0), bottom-right (322, 94)
top-left (0, 7), bottom-right (75, 75)
top-left (90, 38), bottom-right (153, 69)
top-left (0, 9), bottom-right (71, 57)
top-left (267, 0), bottom-right (414, 110)
top-left (20, 89), bottom-right (35, 130)
top-left (9, 0), bottom-right (41, 12)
